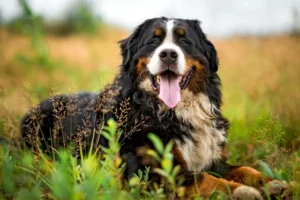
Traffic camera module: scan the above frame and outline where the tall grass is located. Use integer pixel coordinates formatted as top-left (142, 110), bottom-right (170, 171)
top-left (0, 10), bottom-right (300, 199)
top-left (0, 120), bottom-right (184, 199)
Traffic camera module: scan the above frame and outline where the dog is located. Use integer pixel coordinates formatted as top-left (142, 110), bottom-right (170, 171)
top-left (21, 17), bottom-right (290, 199)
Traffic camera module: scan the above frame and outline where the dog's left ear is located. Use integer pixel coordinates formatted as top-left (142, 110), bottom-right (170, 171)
top-left (119, 18), bottom-right (156, 71)
top-left (188, 20), bottom-right (219, 72)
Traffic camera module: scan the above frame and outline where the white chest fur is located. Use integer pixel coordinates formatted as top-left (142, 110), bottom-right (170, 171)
top-left (139, 80), bottom-right (226, 171)
top-left (174, 90), bottom-right (226, 171)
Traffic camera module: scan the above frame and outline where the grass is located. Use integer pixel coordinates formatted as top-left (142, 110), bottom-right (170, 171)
top-left (0, 27), bottom-right (300, 199)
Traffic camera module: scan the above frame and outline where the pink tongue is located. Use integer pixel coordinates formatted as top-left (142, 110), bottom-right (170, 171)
top-left (159, 72), bottom-right (181, 108)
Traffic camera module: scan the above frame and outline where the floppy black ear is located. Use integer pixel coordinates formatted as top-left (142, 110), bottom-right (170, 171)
top-left (188, 20), bottom-right (219, 72)
top-left (118, 33), bottom-right (137, 70)
top-left (119, 18), bottom-right (157, 71)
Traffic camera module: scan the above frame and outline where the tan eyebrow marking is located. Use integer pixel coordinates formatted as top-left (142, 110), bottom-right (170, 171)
top-left (153, 28), bottom-right (163, 36)
top-left (177, 27), bottom-right (185, 36)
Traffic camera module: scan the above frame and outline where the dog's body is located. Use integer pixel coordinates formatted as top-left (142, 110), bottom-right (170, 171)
top-left (22, 17), bottom-right (289, 199)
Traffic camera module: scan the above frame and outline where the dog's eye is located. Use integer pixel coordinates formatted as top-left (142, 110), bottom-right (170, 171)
top-left (151, 39), bottom-right (159, 45)
top-left (180, 39), bottom-right (188, 45)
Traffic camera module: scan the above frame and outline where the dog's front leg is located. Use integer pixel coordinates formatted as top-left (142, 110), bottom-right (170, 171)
top-left (224, 166), bottom-right (290, 198)
top-left (224, 166), bottom-right (271, 187)
top-left (181, 171), bottom-right (262, 199)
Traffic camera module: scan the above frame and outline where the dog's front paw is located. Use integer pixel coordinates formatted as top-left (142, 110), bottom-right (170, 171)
top-left (261, 180), bottom-right (294, 200)
top-left (233, 186), bottom-right (262, 200)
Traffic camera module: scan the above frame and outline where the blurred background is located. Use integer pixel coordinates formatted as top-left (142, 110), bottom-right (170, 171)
top-left (0, 0), bottom-right (300, 174)
top-left (1, 0), bottom-right (300, 36)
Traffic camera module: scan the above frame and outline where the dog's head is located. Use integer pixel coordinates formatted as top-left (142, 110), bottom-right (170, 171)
top-left (119, 17), bottom-right (219, 108)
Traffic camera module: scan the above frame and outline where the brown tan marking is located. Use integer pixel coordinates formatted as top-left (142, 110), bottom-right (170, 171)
top-left (136, 145), bottom-right (159, 169)
top-left (185, 58), bottom-right (204, 73)
top-left (153, 28), bottom-right (163, 37)
top-left (224, 166), bottom-right (272, 187)
top-left (176, 27), bottom-right (185, 36)
top-left (185, 58), bottom-right (206, 93)
top-left (136, 57), bottom-right (150, 77)
top-left (185, 173), bottom-right (242, 198)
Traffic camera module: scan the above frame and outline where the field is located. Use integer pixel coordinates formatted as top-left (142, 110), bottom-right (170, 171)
top-left (0, 26), bottom-right (300, 199)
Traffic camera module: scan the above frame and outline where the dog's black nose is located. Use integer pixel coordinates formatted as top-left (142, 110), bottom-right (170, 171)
top-left (159, 49), bottom-right (178, 64)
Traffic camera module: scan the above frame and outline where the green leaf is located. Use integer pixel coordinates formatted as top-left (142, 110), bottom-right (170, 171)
top-left (144, 166), bottom-right (151, 182)
top-left (129, 176), bottom-right (140, 187)
top-left (107, 118), bottom-right (117, 131)
top-left (164, 153), bottom-right (174, 161)
top-left (147, 149), bottom-right (161, 162)
top-left (148, 133), bottom-right (164, 154)
top-left (164, 140), bottom-right (174, 156)
top-left (274, 170), bottom-right (289, 182)
top-left (153, 168), bottom-right (169, 178)
top-left (137, 169), bottom-right (143, 179)
top-left (161, 158), bottom-right (173, 173)
top-left (101, 130), bottom-right (112, 141)
top-left (172, 165), bottom-right (181, 177)
top-left (207, 171), bottom-right (222, 178)
top-left (22, 152), bottom-right (33, 167)
top-left (101, 118), bottom-right (118, 138)
top-left (259, 161), bottom-right (275, 178)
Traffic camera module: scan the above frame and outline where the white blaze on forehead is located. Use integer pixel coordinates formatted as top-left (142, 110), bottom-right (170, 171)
top-left (147, 19), bottom-right (186, 75)
top-left (165, 19), bottom-right (174, 43)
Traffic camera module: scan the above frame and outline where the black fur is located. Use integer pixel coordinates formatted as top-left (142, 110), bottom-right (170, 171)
top-left (21, 17), bottom-right (230, 181)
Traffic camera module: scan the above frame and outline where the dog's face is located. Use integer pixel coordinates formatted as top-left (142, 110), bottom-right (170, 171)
top-left (119, 17), bottom-right (218, 108)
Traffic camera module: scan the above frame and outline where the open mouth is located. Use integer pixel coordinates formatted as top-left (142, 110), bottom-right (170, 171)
top-left (146, 68), bottom-right (194, 91)
top-left (146, 67), bottom-right (194, 108)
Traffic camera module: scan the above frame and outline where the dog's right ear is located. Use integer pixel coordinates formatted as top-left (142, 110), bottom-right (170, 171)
top-left (119, 18), bottom-right (157, 71)
top-left (118, 35), bottom-right (135, 71)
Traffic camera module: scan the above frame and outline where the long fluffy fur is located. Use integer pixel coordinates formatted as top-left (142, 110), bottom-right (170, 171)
top-left (21, 17), bottom-right (285, 198)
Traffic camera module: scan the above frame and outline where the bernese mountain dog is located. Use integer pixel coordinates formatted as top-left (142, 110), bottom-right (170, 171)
top-left (21, 17), bottom-right (290, 199)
